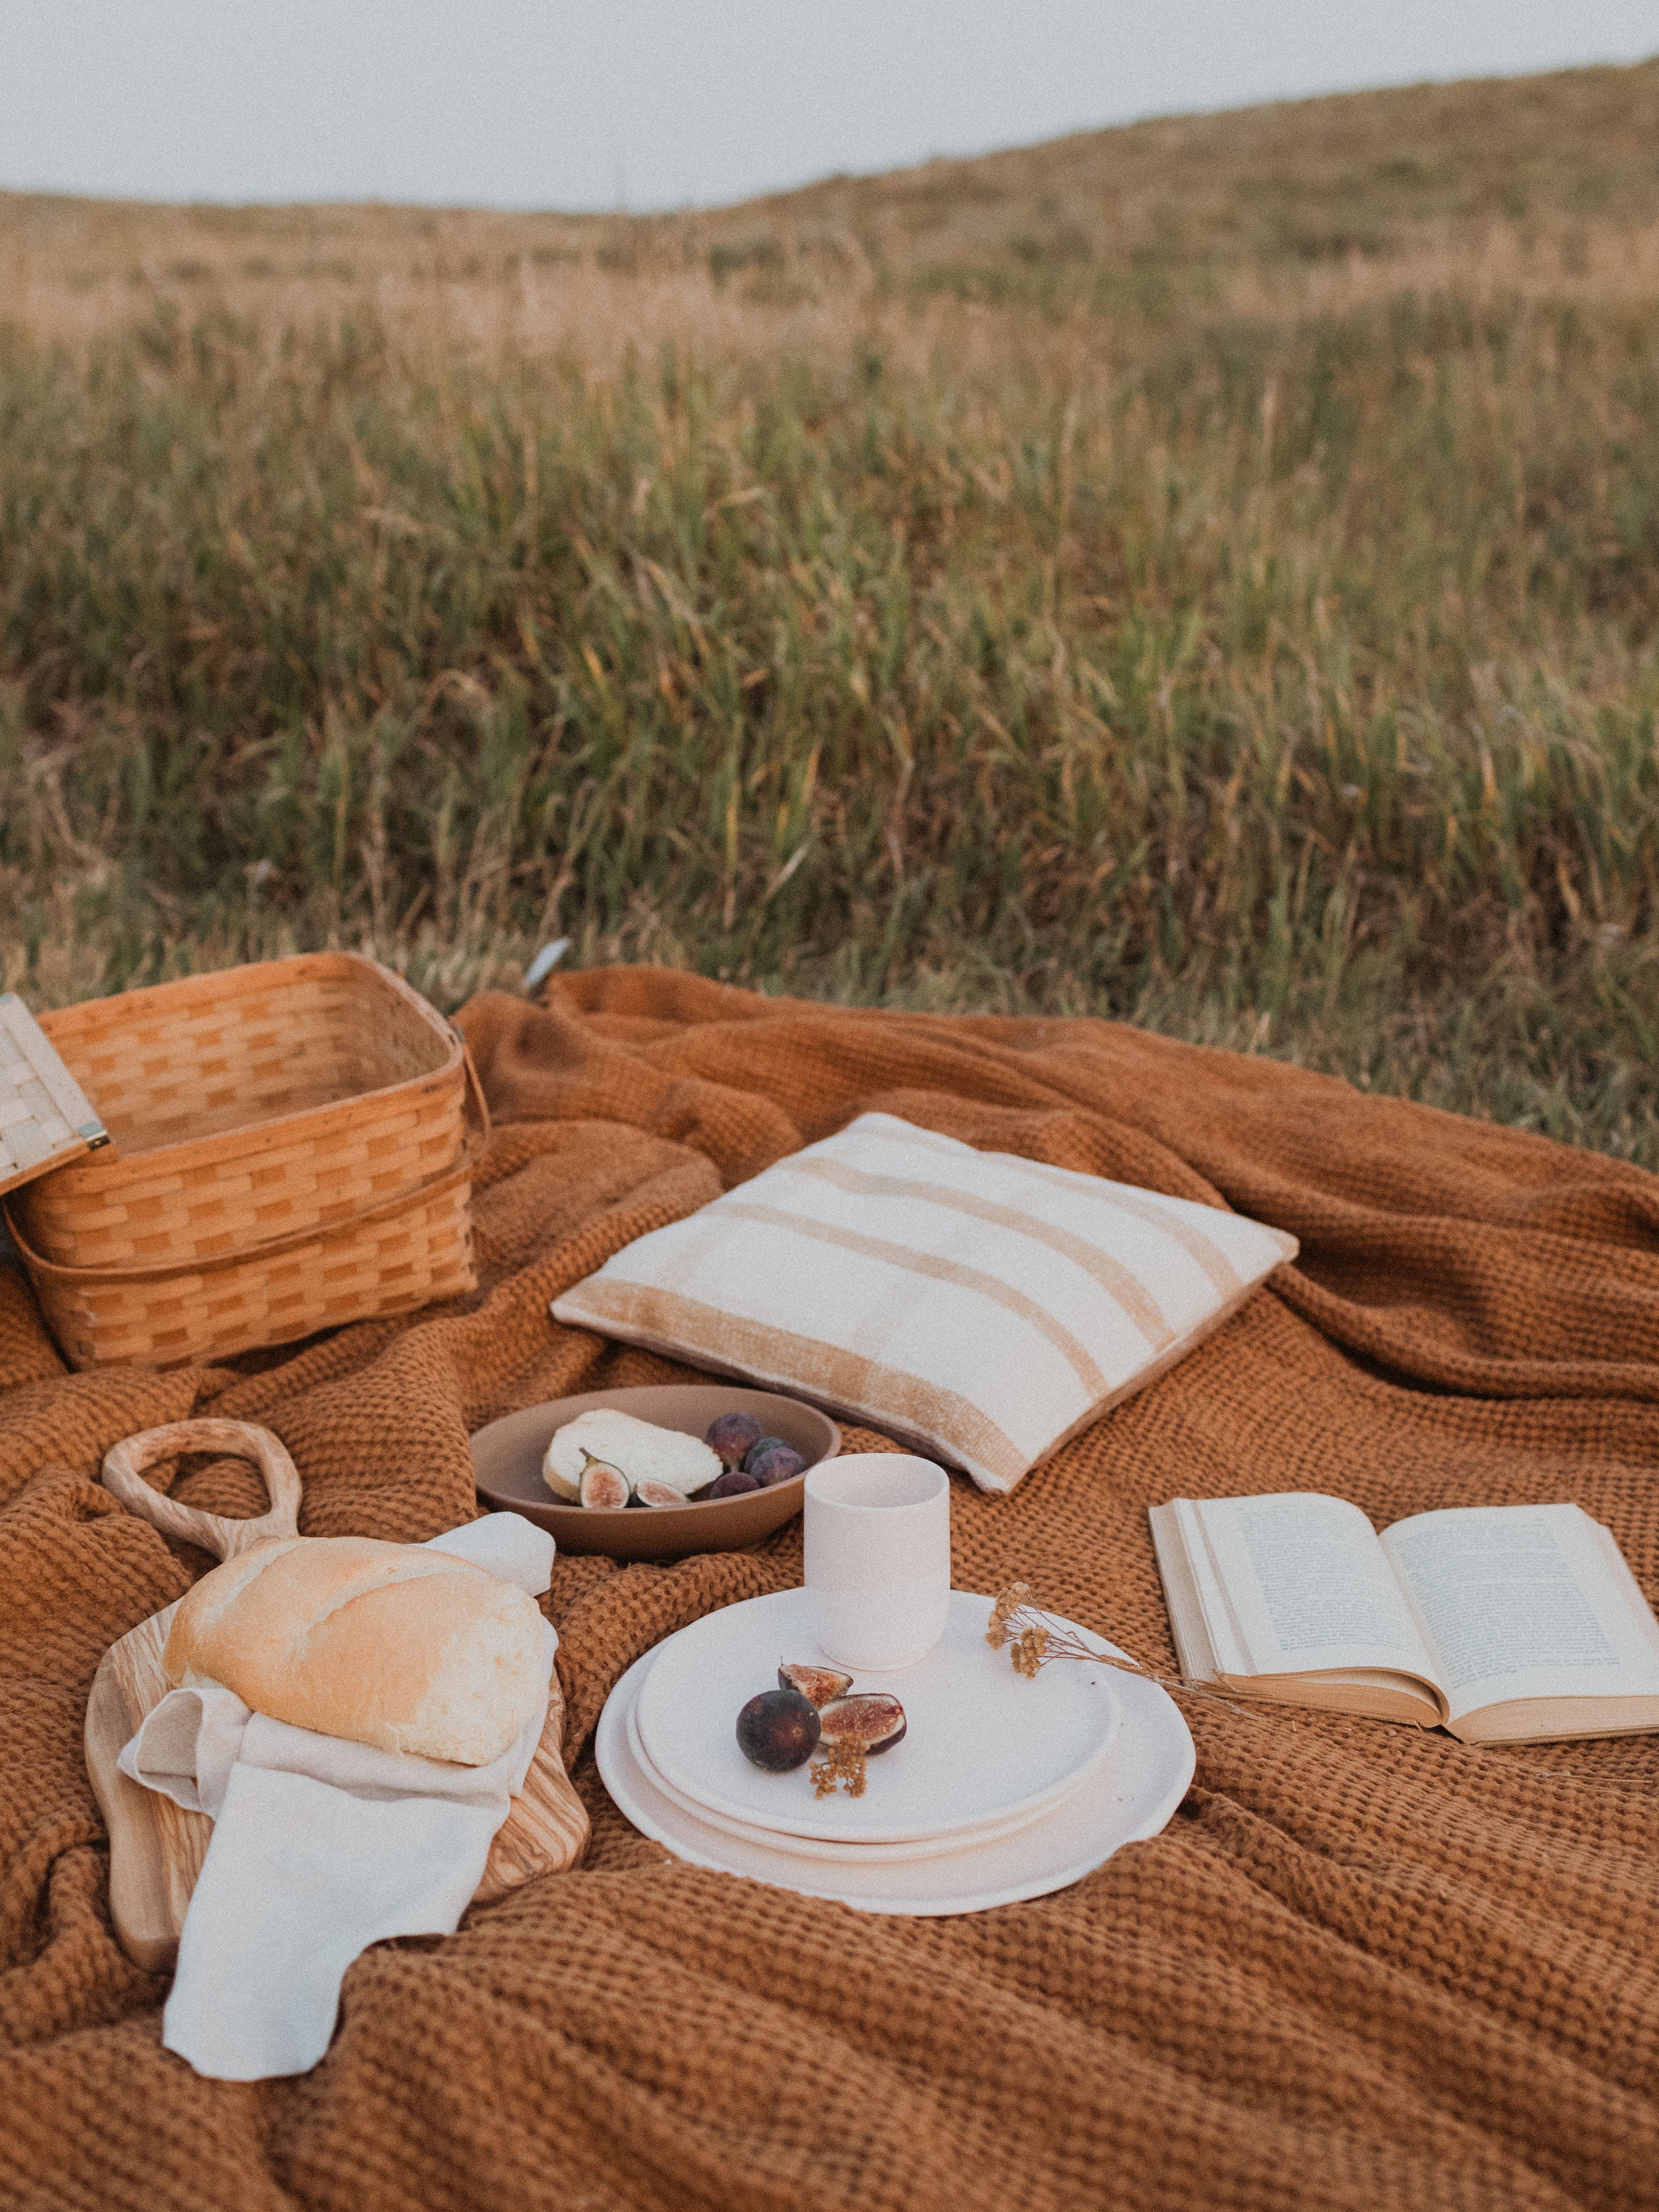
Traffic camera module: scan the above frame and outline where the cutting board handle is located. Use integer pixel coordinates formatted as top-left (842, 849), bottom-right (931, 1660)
top-left (101, 1419), bottom-right (302, 1560)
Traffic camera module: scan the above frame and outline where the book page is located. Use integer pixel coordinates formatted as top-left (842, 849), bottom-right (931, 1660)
top-left (1381, 1504), bottom-right (1659, 1724)
top-left (1148, 1502), bottom-right (1220, 1686)
top-left (1183, 1492), bottom-right (1440, 1683)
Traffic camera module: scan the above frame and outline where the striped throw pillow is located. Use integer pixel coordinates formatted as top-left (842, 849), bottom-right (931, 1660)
top-left (551, 1113), bottom-right (1298, 1494)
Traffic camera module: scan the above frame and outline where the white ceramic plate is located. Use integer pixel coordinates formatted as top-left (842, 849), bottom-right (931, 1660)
top-left (626, 1702), bottom-right (1064, 1864)
top-left (597, 1642), bottom-right (1195, 1916)
top-left (635, 1588), bottom-right (1122, 1846)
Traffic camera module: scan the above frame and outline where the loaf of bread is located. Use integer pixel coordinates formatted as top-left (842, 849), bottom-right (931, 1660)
top-left (162, 1535), bottom-right (549, 1766)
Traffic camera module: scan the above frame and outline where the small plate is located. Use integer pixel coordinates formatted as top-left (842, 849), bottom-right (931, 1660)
top-left (597, 1644), bottom-right (1194, 1916)
top-left (634, 1588), bottom-right (1121, 1846)
top-left (626, 1703), bottom-right (1058, 1864)
top-left (470, 1386), bottom-right (840, 1561)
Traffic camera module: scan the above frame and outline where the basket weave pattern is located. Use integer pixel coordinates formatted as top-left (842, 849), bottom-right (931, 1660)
top-left (23, 1095), bottom-right (463, 1271)
top-left (8, 955), bottom-right (480, 1371)
top-left (22, 1170), bottom-right (474, 1370)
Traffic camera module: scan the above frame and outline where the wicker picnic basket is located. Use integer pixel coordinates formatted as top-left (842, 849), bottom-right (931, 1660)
top-left (3, 954), bottom-right (486, 1371)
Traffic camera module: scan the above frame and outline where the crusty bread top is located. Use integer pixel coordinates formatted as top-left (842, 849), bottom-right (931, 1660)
top-left (162, 1535), bottom-right (548, 1767)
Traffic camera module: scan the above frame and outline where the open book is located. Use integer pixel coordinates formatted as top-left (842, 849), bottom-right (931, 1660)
top-left (1148, 1494), bottom-right (1659, 1745)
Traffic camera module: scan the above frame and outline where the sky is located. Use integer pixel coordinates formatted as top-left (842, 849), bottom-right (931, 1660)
top-left (1, 1), bottom-right (1655, 214)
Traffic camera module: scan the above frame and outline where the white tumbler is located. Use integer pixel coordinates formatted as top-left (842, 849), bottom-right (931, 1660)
top-left (803, 1454), bottom-right (952, 1672)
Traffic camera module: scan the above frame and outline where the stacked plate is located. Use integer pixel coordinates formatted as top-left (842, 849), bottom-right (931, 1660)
top-left (595, 1588), bottom-right (1194, 1915)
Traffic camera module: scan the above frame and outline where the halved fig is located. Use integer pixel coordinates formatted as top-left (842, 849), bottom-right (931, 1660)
top-left (817, 1692), bottom-right (906, 1755)
top-left (778, 1662), bottom-right (854, 1709)
top-left (635, 1479), bottom-right (688, 1509)
top-left (579, 1460), bottom-right (631, 1509)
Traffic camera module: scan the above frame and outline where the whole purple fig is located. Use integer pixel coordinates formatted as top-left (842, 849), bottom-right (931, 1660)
top-left (736, 1688), bottom-right (820, 1771)
top-left (748, 1445), bottom-right (807, 1489)
top-left (706, 1412), bottom-right (764, 1469)
top-left (707, 1469), bottom-right (760, 1499)
top-left (741, 1435), bottom-right (790, 1474)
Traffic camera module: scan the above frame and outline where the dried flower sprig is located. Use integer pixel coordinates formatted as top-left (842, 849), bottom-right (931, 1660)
top-left (809, 1739), bottom-right (868, 1798)
top-left (986, 1583), bottom-right (1126, 1679)
top-left (985, 1582), bottom-right (1422, 1739)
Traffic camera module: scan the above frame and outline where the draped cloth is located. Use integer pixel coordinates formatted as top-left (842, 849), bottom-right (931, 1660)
top-left (2, 965), bottom-right (1657, 2211)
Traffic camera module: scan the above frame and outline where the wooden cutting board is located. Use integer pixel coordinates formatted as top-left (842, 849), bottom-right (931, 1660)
top-left (85, 1418), bottom-right (589, 1972)
top-left (0, 990), bottom-right (110, 1194)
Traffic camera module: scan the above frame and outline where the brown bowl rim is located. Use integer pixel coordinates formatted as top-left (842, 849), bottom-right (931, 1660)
top-left (469, 1384), bottom-right (841, 1556)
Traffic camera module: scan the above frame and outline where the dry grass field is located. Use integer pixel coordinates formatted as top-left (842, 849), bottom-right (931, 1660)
top-left (2, 59), bottom-right (1658, 1159)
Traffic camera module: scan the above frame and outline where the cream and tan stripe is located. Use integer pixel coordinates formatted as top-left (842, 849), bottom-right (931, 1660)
top-left (716, 1199), bottom-right (1109, 1397)
top-left (561, 1275), bottom-right (1028, 1486)
top-left (779, 1151), bottom-right (1175, 1352)
top-left (888, 1120), bottom-right (1251, 1299)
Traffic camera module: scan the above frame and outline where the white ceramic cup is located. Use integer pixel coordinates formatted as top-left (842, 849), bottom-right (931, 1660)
top-left (802, 1453), bottom-right (951, 1672)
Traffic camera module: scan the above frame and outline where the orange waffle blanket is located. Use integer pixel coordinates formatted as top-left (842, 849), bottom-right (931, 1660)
top-left (3, 967), bottom-right (1657, 2212)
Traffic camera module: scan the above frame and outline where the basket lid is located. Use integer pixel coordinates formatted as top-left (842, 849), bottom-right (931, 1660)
top-left (0, 993), bottom-right (111, 1200)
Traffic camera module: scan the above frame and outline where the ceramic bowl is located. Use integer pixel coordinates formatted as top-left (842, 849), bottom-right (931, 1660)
top-left (469, 1384), bottom-right (840, 1560)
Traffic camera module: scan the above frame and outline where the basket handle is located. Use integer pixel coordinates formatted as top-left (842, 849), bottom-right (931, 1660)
top-left (457, 1033), bottom-right (492, 1153)
top-left (101, 1418), bottom-right (302, 1561)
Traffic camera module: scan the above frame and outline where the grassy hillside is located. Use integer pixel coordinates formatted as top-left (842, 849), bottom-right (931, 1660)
top-left (2, 60), bottom-right (1658, 1161)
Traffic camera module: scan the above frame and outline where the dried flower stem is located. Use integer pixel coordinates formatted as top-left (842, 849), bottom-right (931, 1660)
top-left (985, 1582), bottom-right (1269, 1719)
top-left (986, 1582), bottom-right (1115, 1677)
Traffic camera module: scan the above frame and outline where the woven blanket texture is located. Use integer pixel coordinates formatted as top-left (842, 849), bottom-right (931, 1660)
top-left (2, 966), bottom-right (1657, 2212)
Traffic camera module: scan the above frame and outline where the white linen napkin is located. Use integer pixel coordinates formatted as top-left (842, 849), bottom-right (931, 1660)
top-left (118, 1513), bottom-right (557, 2081)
